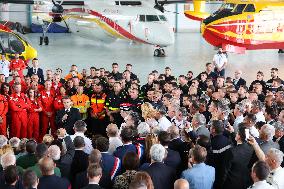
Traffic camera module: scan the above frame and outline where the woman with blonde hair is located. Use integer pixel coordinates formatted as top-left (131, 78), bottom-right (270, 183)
top-left (141, 102), bottom-right (158, 128)
top-left (0, 144), bottom-right (13, 157)
top-left (144, 133), bottom-right (158, 162)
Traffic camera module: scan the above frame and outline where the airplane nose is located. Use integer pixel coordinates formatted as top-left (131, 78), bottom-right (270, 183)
top-left (27, 45), bottom-right (38, 60)
top-left (156, 26), bottom-right (175, 47)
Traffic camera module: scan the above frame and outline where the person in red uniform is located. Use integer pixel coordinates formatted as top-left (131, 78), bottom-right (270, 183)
top-left (9, 83), bottom-right (29, 138)
top-left (53, 73), bottom-right (63, 96)
top-left (9, 53), bottom-right (26, 78)
top-left (0, 93), bottom-right (8, 136)
top-left (39, 80), bottom-right (56, 138)
top-left (27, 88), bottom-right (42, 141)
top-left (54, 86), bottom-right (66, 112)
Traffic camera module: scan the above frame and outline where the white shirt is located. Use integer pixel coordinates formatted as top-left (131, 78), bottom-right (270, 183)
top-left (0, 59), bottom-right (10, 77)
top-left (70, 132), bottom-right (93, 154)
top-left (255, 111), bottom-right (266, 122)
top-left (158, 116), bottom-right (172, 131)
top-left (233, 115), bottom-right (244, 132)
top-left (267, 167), bottom-right (284, 189)
top-left (247, 180), bottom-right (275, 189)
top-left (108, 137), bottom-right (123, 155)
top-left (213, 53), bottom-right (227, 69)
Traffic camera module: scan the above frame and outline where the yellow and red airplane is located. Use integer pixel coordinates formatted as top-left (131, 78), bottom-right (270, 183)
top-left (0, 23), bottom-right (37, 60)
top-left (185, 0), bottom-right (284, 53)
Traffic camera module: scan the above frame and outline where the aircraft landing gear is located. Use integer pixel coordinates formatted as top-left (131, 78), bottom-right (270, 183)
top-left (154, 48), bottom-right (165, 57)
top-left (278, 49), bottom-right (284, 53)
top-left (39, 36), bottom-right (49, 45)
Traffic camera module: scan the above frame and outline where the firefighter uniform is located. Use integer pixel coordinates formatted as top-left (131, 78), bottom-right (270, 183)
top-left (0, 94), bottom-right (8, 136)
top-left (106, 91), bottom-right (126, 126)
top-left (27, 98), bottom-right (42, 141)
top-left (71, 94), bottom-right (90, 120)
top-left (10, 58), bottom-right (26, 78)
top-left (39, 90), bottom-right (56, 138)
top-left (9, 93), bottom-right (29, 138)
top-left (89, 92), bottom-right (107, 136)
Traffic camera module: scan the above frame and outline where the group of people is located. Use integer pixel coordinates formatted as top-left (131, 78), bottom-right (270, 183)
top-left (0, 52), bottom-right (284, 189)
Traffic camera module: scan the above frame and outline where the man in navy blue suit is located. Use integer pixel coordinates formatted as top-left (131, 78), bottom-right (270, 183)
top-left (158, 131), bottom-right (181, 170)
top-left (95, 136), bottom-right (121, 189)
top-left (27, 58), bottom-right (44, 84)
top-left (145, 144), bottom-right (176, 189)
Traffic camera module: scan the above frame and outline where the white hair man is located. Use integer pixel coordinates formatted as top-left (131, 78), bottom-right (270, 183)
top-left (1, 152), bottom-right (16, 170)
top-left (233, 103), bottom-right (245, 132)
top-left (106, 124), bottom-right (123, 155)
top-left (70, 120), bottom-right (93, 154)
top-left (145, 144), bottom-right (176, 189)
top-left (0, 135), bottom-right (8, 148)
top-left (191, 113), bottom-right (210, 138)
top-left (266, 148), bottom-right (284, 189)
top-left (47, 145), bottom-right (61, 161)
top-left (9, 137), bottom-right (20, 149)
top-left (137, 122), bottom-right (151, 137)
top-left (259, 124), bottom-right (280, 154)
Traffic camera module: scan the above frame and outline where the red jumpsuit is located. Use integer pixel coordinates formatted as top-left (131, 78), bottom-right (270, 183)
top-left (39, 90), bottom-right (55, 138)
top-left (52, 82), bottom-right (63, 96)
top-left (27, 98), bottom-right (42, 141)
top-left (0, 95), bottom-right (8, 136)
top-left (10, 59), bottom-right (26, 78)
top-left (9, 93), bottom-right (29, 138)
top-left (54, 95), bottom-right (64, 112)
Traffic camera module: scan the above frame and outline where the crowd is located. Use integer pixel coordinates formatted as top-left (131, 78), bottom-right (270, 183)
top-left (0, 50), bottom-right (284, 189)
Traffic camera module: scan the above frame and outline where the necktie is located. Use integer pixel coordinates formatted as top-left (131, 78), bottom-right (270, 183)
top-left (34, 68), bottom-right (37, 74)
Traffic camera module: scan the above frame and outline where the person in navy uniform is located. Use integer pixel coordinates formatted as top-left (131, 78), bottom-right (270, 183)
top-left (113, 127), bottom-right (144, 164)
top-left (95, 137), bottom-right (121, 189)
top-left (27, 58), bottom-right (44, 84)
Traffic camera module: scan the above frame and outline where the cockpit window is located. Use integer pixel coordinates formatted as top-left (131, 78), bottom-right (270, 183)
top-left (139, 15), bottom-right (145, 22)
top-left (0, 32), bottom-right (24, 54)
top-left (159, 15), bottom-right (167, 21)
top-left (219, 3), bottom-right (236, 12)
top-left (232, 4), bottom-right (246, 13)
top-left (244, 4), bottom-right (255, 12)
top-left (146, 15), bottom-right (159, 22)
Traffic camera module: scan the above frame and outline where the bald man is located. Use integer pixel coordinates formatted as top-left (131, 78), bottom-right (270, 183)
top-left (38, 157), bottom-right (70, 189)
top-left (174, 179), bottom-right (190, 189)
top-left (233, 70), bottom-right (246, 90)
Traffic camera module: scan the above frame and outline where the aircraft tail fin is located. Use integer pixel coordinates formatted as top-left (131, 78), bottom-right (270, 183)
top-left (184, 0), bottom-right (210, 21)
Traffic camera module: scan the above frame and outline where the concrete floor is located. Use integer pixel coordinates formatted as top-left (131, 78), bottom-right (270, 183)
top-left (26, 33), bottom-right (284, 84)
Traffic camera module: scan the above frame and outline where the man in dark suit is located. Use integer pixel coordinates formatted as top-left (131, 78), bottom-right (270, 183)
top-left (27, 58), bottom-right (44, 84)
top-left (37, 157), bottom-right (71, 189)
top-left (70, 136), bottom-right (89, 185)
top-left (221, 125), bottom-right (254, 189)
top-left (158, 131), bottom-right (181, 170)
top-left (75, 150), bottom-right (102, 189)
top-left (145, 144), bottom-right (176, 189)
top-left (95, 137), bottom-right (121, 189)
top-left (1, 165), bottom-right (20, 189)
top-left (55, 96), bottom-right (81, 135)
top-left (82, 164), bottom-right (104, 189)
top-left (233, 70), bottom-right (246, 90)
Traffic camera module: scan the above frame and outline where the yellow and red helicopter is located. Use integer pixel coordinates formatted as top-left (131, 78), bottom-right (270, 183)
top-left (0, 23), bottom-right (37, 61)
top-left (185, 0), bottom-right (284, 53)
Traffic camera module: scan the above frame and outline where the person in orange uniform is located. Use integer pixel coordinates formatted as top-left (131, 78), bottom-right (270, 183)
top-left (89, 82), bottom-right (107, 136)
top-left (71, 84), bottom-right (90, 120)
top-left (54, 86), bottom-right (66, 112)
top-left (0, 94), bottom-right (8, 136)
top-left (39, 80), bottom-right (56, 138)
top-left (9, 83), bottom-right (29, 138)
top-left (27, 88), bottom-right (42, 141)
top-left (9, 53), bottom-right (26, 78)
